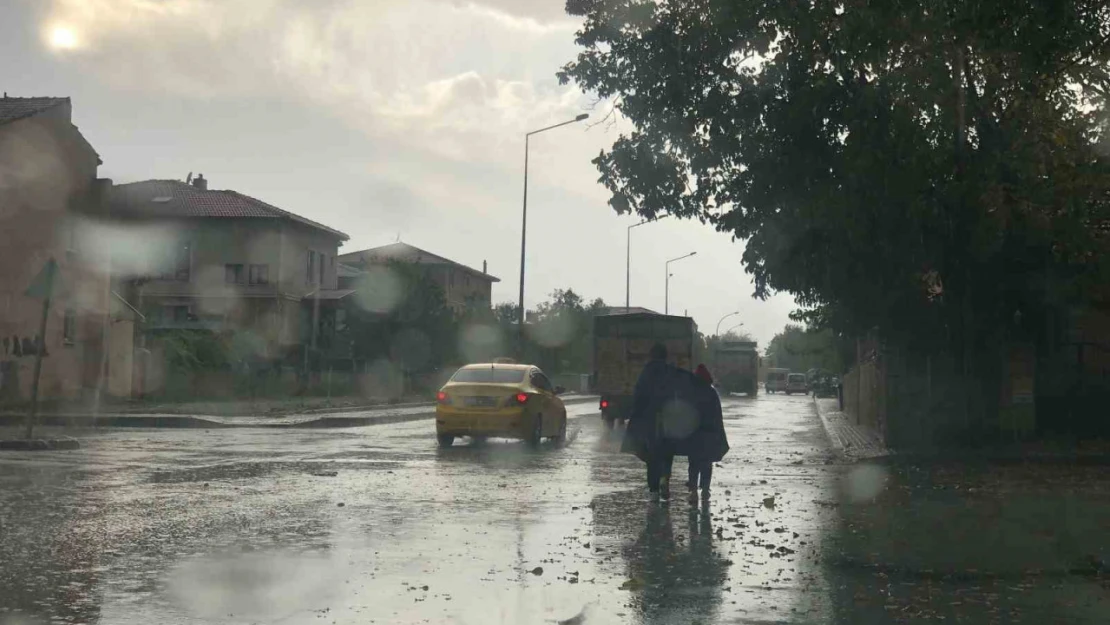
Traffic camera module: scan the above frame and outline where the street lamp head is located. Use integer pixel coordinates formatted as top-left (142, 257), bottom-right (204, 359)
top-left (689, 251), bottom-right (698, 256)
top-left (575, 113), bottom-right (589, 121)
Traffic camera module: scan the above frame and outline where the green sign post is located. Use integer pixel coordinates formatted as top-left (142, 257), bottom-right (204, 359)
top-left (23, 258), bottom-right (57, 439)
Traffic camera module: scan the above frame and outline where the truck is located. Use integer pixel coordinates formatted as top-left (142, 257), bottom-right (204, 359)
top-left (711, 340), bottom-right (760, 395)
top-left (592, 312), bottom-right (697, 429)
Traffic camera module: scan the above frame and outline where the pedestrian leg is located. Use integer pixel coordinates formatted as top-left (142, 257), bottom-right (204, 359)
top-left (659, 450), bottom-right (674, 501)
top-left (646, 454), bottom-right (661, 493)
top-left (700, 463), bottom-right (713, 498)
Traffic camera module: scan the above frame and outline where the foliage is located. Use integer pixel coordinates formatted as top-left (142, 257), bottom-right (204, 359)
top-left (765, 324), bottom-right (850, 375)
top-left (342, 260), bottom-right (456, 373)
top-left (523, 288), bottom-right (608, 373)
top-left (559, 0), bottom-right (1110, 353)
top-left (161, 330), bottom-right (231, 372)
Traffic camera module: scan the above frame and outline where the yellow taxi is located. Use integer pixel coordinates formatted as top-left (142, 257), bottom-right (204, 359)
top-left (435, 363), bottom-right (568, 447)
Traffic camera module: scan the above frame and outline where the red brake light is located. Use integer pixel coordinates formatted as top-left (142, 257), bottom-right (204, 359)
top-left (515, 393), bottom-right (529, 404)
top-left (600, 400), bottom-right (609, 409)
top-left (436, 391), bottom-right (448, 403)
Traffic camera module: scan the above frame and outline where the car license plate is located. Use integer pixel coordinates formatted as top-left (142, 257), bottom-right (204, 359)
top-left (463, 396), bottom-right (497, 407)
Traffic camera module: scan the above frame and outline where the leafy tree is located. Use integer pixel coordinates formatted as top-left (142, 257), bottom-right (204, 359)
top-left (528, 288), bottom-right (608, 373)
top-left (560, 0), bottom-right (1110, 429)
top-left (487, 289), bottom-right (608, 373)
top-left (343, 260), bottom-right (456, 374)
top-left (765, 324), bottom-right (848, 374)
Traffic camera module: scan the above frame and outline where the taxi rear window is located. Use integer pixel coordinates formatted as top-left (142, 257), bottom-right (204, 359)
top-left (451, 368), bottom-right (527, 383)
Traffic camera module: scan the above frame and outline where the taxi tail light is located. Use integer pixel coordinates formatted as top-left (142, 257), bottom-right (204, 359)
top-left (600, 399), bottom-right (610, 410)
top-left (515, 393), bottom-right (529, 405)
top-left (436, 391), bottom-right (451, 405)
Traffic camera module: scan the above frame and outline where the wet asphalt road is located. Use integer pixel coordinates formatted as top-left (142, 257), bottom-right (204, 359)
top-left (1, 394), bottom-right (1106, 624)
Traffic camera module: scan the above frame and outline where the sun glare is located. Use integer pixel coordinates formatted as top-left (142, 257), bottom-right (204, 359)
top-left (48, 26), bottom-right (79, 50)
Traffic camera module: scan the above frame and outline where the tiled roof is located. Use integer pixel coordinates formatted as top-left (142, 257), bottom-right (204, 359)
top-left (338, 242), bottom-right (499, 282)
top-left (0, 96), bottom-right (68, 126)
top-left (336, 262), bottom-right (363, 279)
top-left (112, 179), bottom-right (348, 240)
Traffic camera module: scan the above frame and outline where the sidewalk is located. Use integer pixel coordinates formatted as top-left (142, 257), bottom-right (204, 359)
top-left (813, 396), bottom-right (890, 460)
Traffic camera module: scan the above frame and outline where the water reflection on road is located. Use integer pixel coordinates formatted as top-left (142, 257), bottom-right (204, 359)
top-left (9, 393), bottom-right (1101, 624)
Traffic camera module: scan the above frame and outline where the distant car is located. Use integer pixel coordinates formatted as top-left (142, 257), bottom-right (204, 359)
top-left (435, 363), bottom-right (567, 448)
top-left (765, 368), bottom-right (788, 394)
top-left (785, 373), bottom-right (807, 395)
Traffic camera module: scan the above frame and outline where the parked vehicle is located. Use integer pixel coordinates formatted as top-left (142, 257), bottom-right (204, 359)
top-left (765, 368), bottom-right (789, 393)
top-left (785, 373), bottom-right (808, 395)
top-left (435, 363), bottom-right (567, 447)
top-left (593, 312), bottom-right (697, 429)
top-left (712, 340), bottom-right (759, 396)
top-left (811, 374), bottom-right (839, 398)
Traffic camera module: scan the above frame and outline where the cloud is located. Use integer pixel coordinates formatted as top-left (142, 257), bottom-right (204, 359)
top-left (44, 0), bottom-right (585, 142)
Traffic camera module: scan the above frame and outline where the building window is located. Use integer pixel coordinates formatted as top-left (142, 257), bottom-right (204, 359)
top-left (319, 255), bottom-right (325, 285)
top-left (225, 264), bottom-right (245, 284)
top-left (63, 308), bottom-right (76, 345)
top-left (65, 221), bottom-right (78, 262)
top-left (249, 264), bottom-right (269, 285)
top-left (307, 250), bottom-right (315, 284)
top-left (167, 305), bottom-right (190, 323)
top-left (161, 242), bottom-right (191, 281)
top-left (174, 242), bottom-right (191, 281)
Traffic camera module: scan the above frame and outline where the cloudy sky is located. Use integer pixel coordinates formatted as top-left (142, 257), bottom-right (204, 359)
top-left (4, 0), bottom-right (796, 346)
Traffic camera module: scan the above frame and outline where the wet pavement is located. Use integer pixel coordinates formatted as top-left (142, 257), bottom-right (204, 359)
top-left (1, 394), bottom-right (1107, 624)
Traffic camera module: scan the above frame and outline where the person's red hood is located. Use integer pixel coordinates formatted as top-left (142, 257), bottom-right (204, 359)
top-left (694, 364), bottom-right (713, 385)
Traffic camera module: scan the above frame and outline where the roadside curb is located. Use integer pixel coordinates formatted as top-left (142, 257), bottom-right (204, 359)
top-left (811, 396), bottom-right (891, 461)
top-left (0, 412), bottom-right (435, 430)
top-left (0, 395), bottom-right (600, 430)
top-left (0, 438), bottom-right (81, 451)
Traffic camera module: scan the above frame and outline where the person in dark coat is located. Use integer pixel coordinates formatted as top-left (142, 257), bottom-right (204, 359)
top-left (621, 343), bottom-right (679, 500)
top-left (681, 364), bottom-right (729, 499)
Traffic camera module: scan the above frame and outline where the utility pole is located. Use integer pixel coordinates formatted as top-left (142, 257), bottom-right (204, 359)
top-left (664, 252), bottom-right (697, 315)
top-left (626, 216), bottom-right (668, 310)
top-left (24, 258), bottom-right (58, 439)
top-left (517, 113), bottom-right (589, 356)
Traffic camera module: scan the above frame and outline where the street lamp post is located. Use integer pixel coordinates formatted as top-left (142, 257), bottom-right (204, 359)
top-left (715, 311), bottom-right (740, 336)
top-left (664, 252), bottom-right (697, 315)
top-left (626, 215), bottom-right (668, 310)
top-left (724, 322), bottom-right (745, 336)
top-left (518, 113), bottom-right (589, 354)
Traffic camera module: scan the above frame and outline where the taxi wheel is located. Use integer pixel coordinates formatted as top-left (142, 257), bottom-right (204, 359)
top-left (526, 415), bottom-right (543, 448)
top-left (437, 434), bottom-right (455, 448)
top-left (551, 414), bottom-right (567, 445)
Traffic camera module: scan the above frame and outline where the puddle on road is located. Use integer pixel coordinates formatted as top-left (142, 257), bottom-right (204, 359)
top-left (164, 549), bottom-right (344, 621)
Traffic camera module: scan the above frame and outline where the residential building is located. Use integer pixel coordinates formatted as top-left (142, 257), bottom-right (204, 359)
top-left (338, 242), bottom-right (499, 312)
top-left (0, 96), bottom-right (127, 402)
top-left (111, 176), bottom-right (350, 363)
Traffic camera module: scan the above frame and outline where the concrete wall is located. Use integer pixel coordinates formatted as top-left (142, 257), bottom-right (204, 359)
top-left (0, 101), bottom-right (111, 402)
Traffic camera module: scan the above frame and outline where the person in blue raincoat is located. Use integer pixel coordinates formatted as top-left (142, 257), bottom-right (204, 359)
top-left (621, 343), bottom-right (683, 500)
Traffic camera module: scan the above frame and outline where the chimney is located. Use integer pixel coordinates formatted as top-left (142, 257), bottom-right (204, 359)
top-left (192, 173), bottom-right (208, 190)
top-left (482, 260), bottom-right (487, 274)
